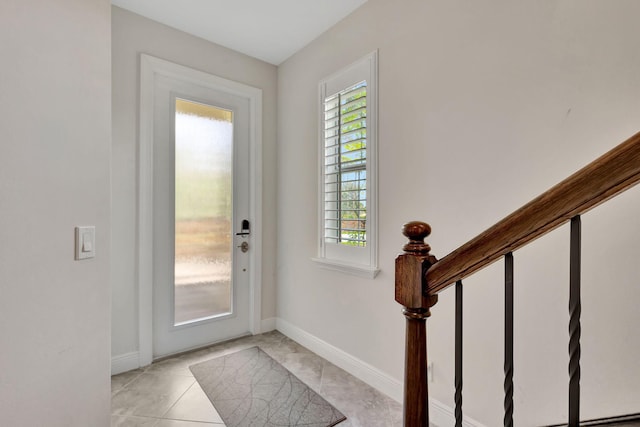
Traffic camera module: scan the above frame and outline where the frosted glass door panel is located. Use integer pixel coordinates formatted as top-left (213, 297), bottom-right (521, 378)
top-left (174, 99), bottom-right (233, 325)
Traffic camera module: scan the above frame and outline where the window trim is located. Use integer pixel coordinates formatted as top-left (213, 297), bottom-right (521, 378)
top-left (312, 50), bottom-right (379, 279)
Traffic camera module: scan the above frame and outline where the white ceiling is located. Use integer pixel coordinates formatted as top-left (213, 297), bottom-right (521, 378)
top-left (111, 0), bottom-right (368, 65)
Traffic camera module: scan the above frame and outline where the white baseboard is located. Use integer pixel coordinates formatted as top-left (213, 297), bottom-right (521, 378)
top-left (111, 351), bottom-right (140, 375)
top-left (429, 398), bottom-right (487, 427)
top-left (261, 317), bottom-right (277, 332)
top-left (275, 318), bottom-right (403, 403)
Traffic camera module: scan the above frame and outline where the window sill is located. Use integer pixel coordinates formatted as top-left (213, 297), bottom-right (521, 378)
top-left (311, 257), bottom-right (380, 279)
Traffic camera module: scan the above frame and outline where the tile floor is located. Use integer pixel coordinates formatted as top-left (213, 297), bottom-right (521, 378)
top-left (111, 331), bottom-right (404, 427)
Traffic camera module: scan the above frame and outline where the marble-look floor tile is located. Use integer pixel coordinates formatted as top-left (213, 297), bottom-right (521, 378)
top-left (112, 369), bottom-right (145, 395)
top-left (112, 373), bottom-right (195, 418)
top-left (388, 398), bottom-right (403, 427)
top-left (110, 415), bottom-right (158, 426)
top-left (155, 420), bottom-right (222, 427)
top-left (163, 382), bottom-right (224, 423)
top-left (258, 335), bottom-right (312, 364)
top-left (320, 364), bottom-right (400, 427)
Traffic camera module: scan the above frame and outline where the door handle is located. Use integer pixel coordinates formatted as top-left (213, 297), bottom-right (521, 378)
top-left (235, 219), bottom-right (250, 236)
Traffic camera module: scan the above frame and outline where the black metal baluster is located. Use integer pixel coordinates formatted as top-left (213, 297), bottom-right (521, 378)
top-left (504, 252), bottom-right (514, 427)
top-left (455, 280), bottom-right (463, 427)
top-left (569, 216), bottom-right (581, 426)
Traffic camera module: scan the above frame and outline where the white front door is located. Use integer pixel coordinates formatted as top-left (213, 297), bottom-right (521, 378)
top-left (150, 66), bottom-right (252, 358)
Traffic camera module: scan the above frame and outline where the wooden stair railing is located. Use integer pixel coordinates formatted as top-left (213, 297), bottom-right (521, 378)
top-left (395, 131), bottom-right (640, 427)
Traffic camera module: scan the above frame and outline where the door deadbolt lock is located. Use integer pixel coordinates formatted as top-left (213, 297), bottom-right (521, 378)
top-left (238, 241), bottom-right (249, 253)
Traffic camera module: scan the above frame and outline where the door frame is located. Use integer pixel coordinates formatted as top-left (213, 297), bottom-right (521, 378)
top-left (138, 54), bottom-right (263, 366)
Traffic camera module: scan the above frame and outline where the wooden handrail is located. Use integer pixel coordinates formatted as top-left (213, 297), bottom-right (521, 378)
top-left (426, 131), bottom-right (640, 294)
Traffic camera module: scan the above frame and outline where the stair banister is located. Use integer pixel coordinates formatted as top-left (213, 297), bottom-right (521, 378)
top-left (395, 131), bottom-right (640, 426)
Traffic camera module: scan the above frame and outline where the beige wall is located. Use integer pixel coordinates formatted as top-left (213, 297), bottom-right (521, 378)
top-left (0, 0), bottom-right (112, 425)
top-left (277, 0), bottom-right (640, 424)
top-left (111, 7), bottom-right (278, 358)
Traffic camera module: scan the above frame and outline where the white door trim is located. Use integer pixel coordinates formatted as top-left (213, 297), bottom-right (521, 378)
top-left (138, 54), bottom-right (263, 366)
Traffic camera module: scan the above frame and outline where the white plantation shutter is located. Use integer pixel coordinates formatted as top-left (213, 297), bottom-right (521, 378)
top-left (315, 51), bottom-right (378, 278)
top-left (323, 82), bottom-right (368, 247)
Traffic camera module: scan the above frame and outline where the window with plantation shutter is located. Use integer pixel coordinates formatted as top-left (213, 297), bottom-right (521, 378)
top-left (314, 51), bottom-right (379, 278)
top-left (323, 82), bottom-right (368, 247)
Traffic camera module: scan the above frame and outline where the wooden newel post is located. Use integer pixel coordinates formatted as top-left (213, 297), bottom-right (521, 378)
top-left (395, 221), bottom-right (438, 427)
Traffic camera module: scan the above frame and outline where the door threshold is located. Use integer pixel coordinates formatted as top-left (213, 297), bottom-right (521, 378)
top-left (152, 331), bottom-right (253, 363)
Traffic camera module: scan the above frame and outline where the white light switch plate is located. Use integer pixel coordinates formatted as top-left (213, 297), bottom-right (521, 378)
top-left (75, 226), bottom-right (96, 260)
